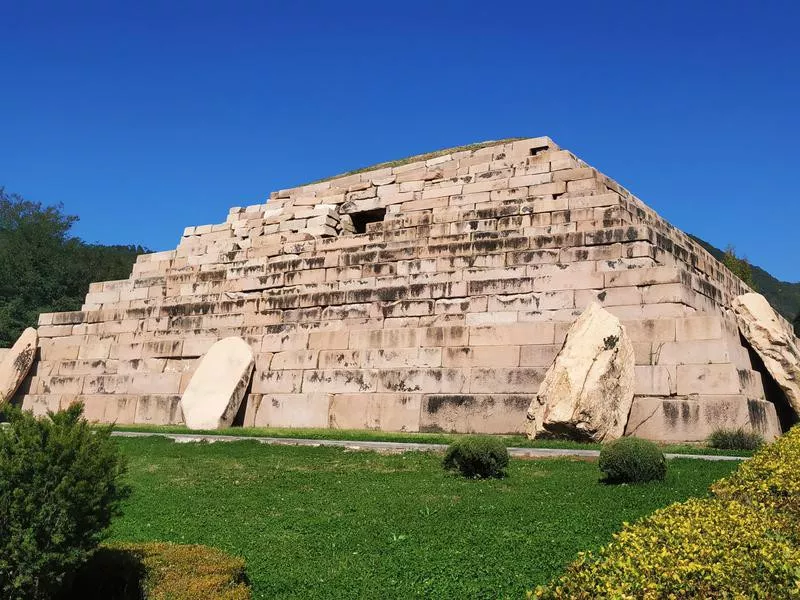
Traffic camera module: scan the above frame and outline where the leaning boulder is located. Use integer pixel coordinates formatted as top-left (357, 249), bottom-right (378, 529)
top-left (527, 303), bottom-right (635, 441)
top-left (0, 327), bottom-right (38, 408)
top-left (732, 293), bottom-right (800, 418)
top-left (180, 337), bottom-right (255, 430)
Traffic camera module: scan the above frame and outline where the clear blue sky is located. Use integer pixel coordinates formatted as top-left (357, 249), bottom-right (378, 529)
top-left (1, 1), bottom-right (798, 281)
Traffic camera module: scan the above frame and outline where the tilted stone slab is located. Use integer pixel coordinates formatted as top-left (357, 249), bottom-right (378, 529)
top-left (732, 292), bottom-right (800, 418)
top-left (180, 337), bottom-right (255, 430)
top-left (527, 303), bottom-right (635, 441)
top-left (0, 328), bottom-right (38, 408)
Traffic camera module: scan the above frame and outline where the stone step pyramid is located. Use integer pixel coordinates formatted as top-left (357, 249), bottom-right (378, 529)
top-left (18, 137), bottom-right (786, 440)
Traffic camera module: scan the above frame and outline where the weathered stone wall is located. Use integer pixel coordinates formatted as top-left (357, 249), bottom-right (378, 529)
top-left (18, 137), bottom-right (782, 440)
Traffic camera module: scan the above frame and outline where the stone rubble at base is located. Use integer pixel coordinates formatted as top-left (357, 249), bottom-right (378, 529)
top-left (15, 137), bottom-right (792, 441)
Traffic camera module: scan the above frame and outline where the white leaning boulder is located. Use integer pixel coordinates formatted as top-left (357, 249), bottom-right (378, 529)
top-left (732, 292), bottom-right (800, 418)
top-left (527, 303), bottom-right (635, 441)
top-left (180, 337), bottom-right (255, 430)
top-left (0, 327), bottom-right (38, 408)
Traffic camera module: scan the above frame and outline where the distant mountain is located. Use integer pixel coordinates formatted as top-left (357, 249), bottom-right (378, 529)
top-left (690, 235), bottom-right (800, 322)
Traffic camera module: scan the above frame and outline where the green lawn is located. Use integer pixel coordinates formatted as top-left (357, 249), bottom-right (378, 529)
top-left (113, 424), bottom-right (756, 457)
top-left (109, 437), bottom-right (738, 599)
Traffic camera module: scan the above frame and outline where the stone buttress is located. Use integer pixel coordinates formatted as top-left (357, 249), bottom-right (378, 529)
top-left (17, 137), bottom-right (786, 441)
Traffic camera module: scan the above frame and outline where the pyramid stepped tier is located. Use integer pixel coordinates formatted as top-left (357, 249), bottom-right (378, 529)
top-left (19, 137), bottom-right (783, 440)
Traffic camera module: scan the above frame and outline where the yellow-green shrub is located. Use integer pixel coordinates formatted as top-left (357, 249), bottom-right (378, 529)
top-left (67, 541), bottom-right (251, 599)
top-left (533, 424), bottom-right (800, 599)
top-left (712, 424), bottom-right (800, 516)
top-left (531, 498), bottom-right (800, 599)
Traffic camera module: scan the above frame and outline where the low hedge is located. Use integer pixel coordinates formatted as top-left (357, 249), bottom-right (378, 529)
top-left (531, 498), bottom-right (800, 599)
top-left (712, 423), bottom-right (800, 517)
top-left (66, 542), bottom-right (251, 599)
top-left (533, 425), bottom-right (800, 599)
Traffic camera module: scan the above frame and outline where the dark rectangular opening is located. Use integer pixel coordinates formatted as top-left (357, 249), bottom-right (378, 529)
top-left (529, 145), bottom-right (550, 156)
top-left (351, 208), bottom-right (386, 234)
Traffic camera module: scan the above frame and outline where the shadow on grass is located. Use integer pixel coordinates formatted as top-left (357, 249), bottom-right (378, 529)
top-left (61, 547), bottom-right (146, 600)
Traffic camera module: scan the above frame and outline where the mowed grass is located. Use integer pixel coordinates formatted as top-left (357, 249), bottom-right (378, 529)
top-left (109, 437), bottom-right (738, 599)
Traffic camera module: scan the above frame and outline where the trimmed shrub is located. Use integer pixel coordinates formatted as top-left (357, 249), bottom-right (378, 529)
top-left (67, 542), bottom-right (251, 600)
top-left (531, 498), bottom-right (800, 599)
top-left (0, 404), bottom-right (128, 600)
top-left (713, 425), bottom-right (800, 518)
top-left (442, 436), bottom-right (509, 479)
top-left (598, 437), bottom-right (666, 484)
top-left (707, 427), bottom-right (764, 451)
top-left (533, 425), bottom-right (800, 599)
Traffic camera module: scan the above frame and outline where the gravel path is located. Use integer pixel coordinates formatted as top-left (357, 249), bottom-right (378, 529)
top-left (112, 430), bottom-right (746, 461)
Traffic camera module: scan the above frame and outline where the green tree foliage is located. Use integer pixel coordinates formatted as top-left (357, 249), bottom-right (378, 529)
top-left (0, 403), bottom-right (129, 600)
top-left (794, 312), bottom-right (800, 338)
top-left (722, 245), bottom-right (756, 290)
top-left (0, 188), bottom-right (144, 347)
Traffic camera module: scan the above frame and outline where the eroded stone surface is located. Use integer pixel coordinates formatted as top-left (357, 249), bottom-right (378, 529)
top-left (527, 303), bottom-right (635, 441)
top-left (732, 292), bottom-right (800, 417)
top-left (180, 337), bottom-right (254, 429)
top-left (625, 396), bottom-right (781, 442)
top-left (0, 328), bottom-right (38, 407)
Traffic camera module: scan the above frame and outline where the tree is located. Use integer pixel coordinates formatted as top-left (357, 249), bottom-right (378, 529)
top-left (722, 245), bottom-right (757, 291)
top-left (794, 312), bottom-right (800, 338)
top-left (0, 404), bottom-right (128, 599)
top-left (0, 187), bottom-right (144, 347)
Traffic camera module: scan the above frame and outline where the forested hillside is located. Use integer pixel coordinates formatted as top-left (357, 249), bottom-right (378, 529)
top-left (0, 188), bottom-right (145, 347)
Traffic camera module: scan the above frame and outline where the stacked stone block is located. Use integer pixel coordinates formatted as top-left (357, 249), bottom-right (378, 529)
top-left (18, 137), bottom-right (781, 440)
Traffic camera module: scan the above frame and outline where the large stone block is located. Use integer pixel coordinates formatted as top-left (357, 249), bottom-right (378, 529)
top-left (527, 303), bottom-right (635, 441)
top-left (625, 396), bottom-right (781, 441)
top-left (377, 368), bottom-right (467, 394)
top-left (251, 393), bottom-right (330, 428)
top-left (21, 394), bottom-right (62, 417)
top-left (733, 292), bottom-right (800, 418)
top-left (676, 364), bottom-right (741, 395)
top-left (180, 337), bottom-right (255, 430)
top-left (420, 394), bottom-right (531, 434)
top-left (0, 328), bottom-right (38, 408)
top-left (134, 395), bottom-right (183, 425)
top-left (329, 393), bottom-right (421, 431)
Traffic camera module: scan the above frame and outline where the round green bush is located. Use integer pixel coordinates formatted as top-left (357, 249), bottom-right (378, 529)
top-left (598, 437), bottom-right (666, 484)
top-left (0, 403), bottom-right (129, 600)
top-left (442, 435), bottom-right (509, 479)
